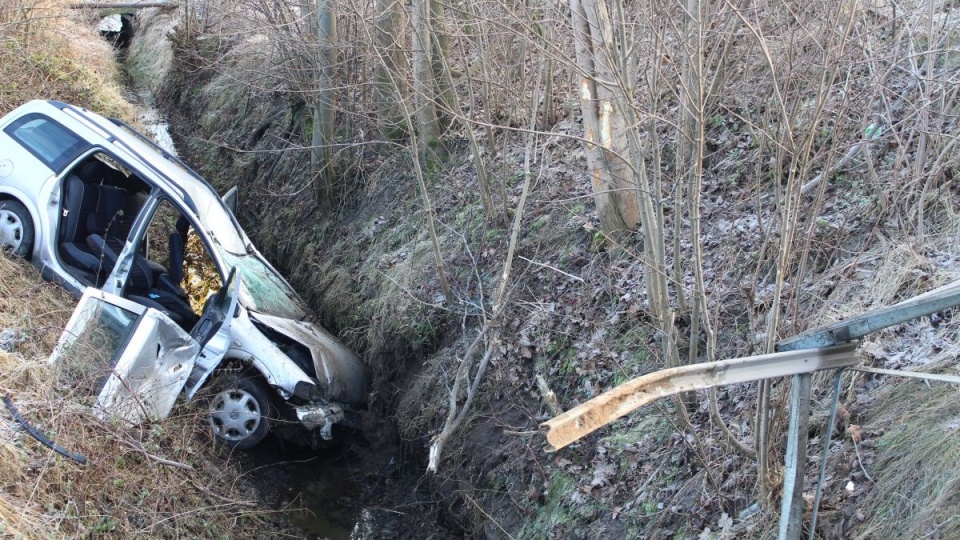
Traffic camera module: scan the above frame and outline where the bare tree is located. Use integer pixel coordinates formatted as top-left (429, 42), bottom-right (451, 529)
top-left (568, 0), bottom-right (640, 241)
top-left (311, 0), bottom-right (337, 208)
top-left (374, 0), bottom-right (407, 140)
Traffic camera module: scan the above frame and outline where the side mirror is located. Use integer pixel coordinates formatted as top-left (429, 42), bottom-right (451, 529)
top-left (222, 186), bottom-right (238, 214)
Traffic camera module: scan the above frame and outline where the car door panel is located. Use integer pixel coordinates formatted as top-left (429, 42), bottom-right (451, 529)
top-left (51, 273), bottom-right (239, 424)
top-left (184, 267), bottom-right (240, 399)
top-left (96, 307), bottom-right (200, 423)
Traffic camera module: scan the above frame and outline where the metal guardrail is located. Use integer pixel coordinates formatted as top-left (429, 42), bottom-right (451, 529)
top-left (777, 281), bottom-right (960, 351)
top-left (539, 343), bottom-right (859, 452)
top-left (540, 279), bottom-right (960, 540)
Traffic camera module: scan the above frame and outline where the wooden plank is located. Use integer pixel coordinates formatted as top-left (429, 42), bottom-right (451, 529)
top-left (539, 343), bottom-right (858, 452)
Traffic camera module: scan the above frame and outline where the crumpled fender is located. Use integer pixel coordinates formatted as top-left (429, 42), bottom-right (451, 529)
top-left (249, 312), bottom-right (367, 405)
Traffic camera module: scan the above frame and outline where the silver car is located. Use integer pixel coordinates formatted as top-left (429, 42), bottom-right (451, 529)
top-left (0, 100), bottom-right (366, 449)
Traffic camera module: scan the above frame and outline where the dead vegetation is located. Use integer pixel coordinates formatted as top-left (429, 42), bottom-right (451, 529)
top-left (0, 0), bottom-right (131, 117)
top-left (140, 0), bottom-right (960, 536)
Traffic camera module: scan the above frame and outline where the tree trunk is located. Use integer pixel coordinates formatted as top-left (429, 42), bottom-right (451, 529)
top-left (570, 0), bottom-right (640, 241)
top-left (464, 0), bottom-right (497, 155)
top-left (411, 0), bottom-right (439, 146)
top-left (312, 0), bottom-right (336, 209)
top-left (429, 0), bottom-right (454, 132)
top-left (375, 0), bottom-right (407, 140)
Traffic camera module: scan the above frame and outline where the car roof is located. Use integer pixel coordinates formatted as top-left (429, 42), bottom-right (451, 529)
top-left (8, 100), bottom-right (250, 255)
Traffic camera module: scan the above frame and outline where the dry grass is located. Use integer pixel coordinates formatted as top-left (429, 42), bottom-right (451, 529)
top-left (855, 381), bottom-right (960, 538)
top-left (0, 0), bottom-right (131, 117)
top-left (779, 228), bottom-right (960, 538)
top-left (813, 233), bottom-right (960, 327)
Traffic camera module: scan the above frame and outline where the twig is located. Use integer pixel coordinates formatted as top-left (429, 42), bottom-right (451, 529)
top-left (463, 493), bottom-right (516, 540)
top-left (376, 269), bottom-right (451, 311)
top-left (518, 255), bottom-right (584, 283)
top-left (503, 430), bottom-right (539, 437)
top-left (187, 478), bottom-right (257, 508)
top-left (851, 437), bottom-right (874, 483)
top-left (799, 139), bottom-right (871, 196)
top-left (119, 432), bottom-right (193, 471)
top-left (371, 506), bottom-right (406, 515)
top-left (536, 374), bottom-right (562, 416)
top-left (708, 387), bottom-right (756, 458)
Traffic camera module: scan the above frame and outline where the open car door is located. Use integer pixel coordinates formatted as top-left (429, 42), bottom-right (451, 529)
top-left (50, 268), bottom-right (241, 424)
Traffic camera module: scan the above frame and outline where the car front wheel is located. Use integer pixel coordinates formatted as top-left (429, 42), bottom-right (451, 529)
top-left (0, 200), bottom-right (33, 258)
top-left (207, 373), bottom-right (273, 450)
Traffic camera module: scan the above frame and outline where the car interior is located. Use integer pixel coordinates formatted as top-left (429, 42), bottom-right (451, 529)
top-left (57, 153), bottom-right (200, 329)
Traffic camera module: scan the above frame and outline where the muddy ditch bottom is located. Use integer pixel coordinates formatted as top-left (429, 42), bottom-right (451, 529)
top-left (237, 430), bottom-right (462, 539)
top-left (240, 436), bottom-right (364, 539)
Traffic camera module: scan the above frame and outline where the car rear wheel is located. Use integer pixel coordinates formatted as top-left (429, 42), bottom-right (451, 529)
top-left (0, 200), bottom-right (33, 258)
top-left (207, 373), bottom-right (273, 450)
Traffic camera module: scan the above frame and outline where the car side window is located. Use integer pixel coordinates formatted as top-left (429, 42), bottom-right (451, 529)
top-left (4, 113), bottom-right (88, 172)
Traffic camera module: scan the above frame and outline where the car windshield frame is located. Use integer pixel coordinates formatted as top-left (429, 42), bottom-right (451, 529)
top-left (132, 192), bottom-right (308, 321)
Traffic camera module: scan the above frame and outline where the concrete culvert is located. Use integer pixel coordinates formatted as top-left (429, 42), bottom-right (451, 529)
top-left (98, 14), bottom-right (134, 48)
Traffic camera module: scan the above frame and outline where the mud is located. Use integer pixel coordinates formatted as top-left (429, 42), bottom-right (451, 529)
top-left (239, 429), bottom-right (464, 540)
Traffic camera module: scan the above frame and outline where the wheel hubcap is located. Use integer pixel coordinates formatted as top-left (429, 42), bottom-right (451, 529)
top-left (209, 387), bottom-right (262, 442)
top-left (0, 209), bottom-right (23, 253)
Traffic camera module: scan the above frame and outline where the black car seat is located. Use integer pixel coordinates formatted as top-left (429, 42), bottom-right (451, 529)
top-left (159, 230), bottom-right (187, 298)
top-left (89, 184), bottom-right (127, 240)
top-left (86, 234), bottom-right (197, 329)
top-left (59, 175), bottom-right (107, 283)
top-left (78, 159), bottom-right (125, 187)
top-left (87, 234), bottom-right (154, 293)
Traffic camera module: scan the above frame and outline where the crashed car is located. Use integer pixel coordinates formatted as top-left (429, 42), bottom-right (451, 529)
top-left (0, 100), bottom-right (366, 449)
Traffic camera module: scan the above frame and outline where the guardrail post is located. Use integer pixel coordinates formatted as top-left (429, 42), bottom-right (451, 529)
top-left (779, 372), bottom-right (811, 540)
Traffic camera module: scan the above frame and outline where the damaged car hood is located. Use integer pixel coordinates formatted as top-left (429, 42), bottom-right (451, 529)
top-left (249, 312), bottom-right (367, 405)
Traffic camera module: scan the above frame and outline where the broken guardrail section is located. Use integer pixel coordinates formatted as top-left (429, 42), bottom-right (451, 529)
top-left (539, 343), bottom-right (859, 452)
top-left (540, 279), bottom-right (960, 451)
top-left (539, 278), bottom-right (960, 540)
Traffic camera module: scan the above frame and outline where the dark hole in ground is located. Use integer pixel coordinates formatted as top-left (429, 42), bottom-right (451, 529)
top-left (99, 14), bottom-right (135, 49)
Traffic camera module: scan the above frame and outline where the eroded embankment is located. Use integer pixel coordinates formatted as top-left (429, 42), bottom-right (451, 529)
top-left (134, 3), bottom-right (960, 539)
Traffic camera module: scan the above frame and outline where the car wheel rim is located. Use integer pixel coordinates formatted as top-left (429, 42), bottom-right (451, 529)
top-left (208, 388), bottom-right (262, 442)
top-left (0, 209), bottom-right (23, 253)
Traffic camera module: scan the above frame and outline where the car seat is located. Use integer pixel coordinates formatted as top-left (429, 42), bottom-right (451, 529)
top-left (86, 234), bottom-right (197, 329)
top-left (59, 175), bottom-right (107, 283)
top-left (60, 173), bottom-right (139, 284)
top-left (166, 216), bottom-right (191, 284)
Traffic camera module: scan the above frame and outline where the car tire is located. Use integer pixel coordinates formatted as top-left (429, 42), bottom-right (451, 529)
top-left (207, 372), bottom-right (273, 450)
top-left (0, 200), bottom-right (33, 259)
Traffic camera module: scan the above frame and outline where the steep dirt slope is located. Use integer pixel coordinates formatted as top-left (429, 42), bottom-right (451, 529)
top-left (138, 2), bottom-right (960, 538)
